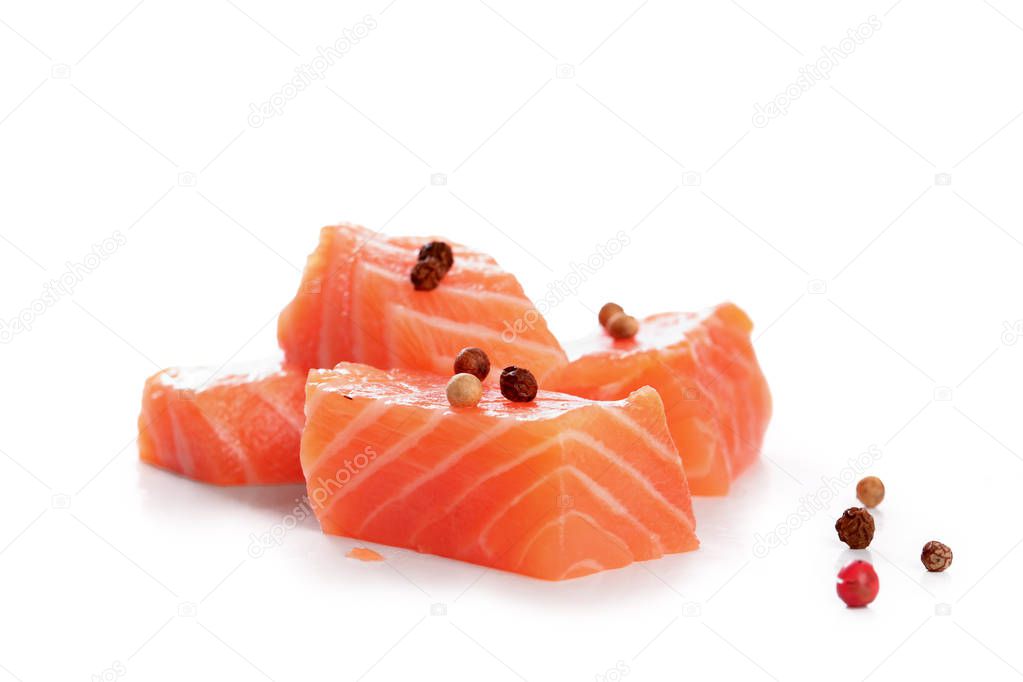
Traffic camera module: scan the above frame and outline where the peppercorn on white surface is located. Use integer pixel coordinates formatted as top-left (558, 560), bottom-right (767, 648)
top-left (2, 1), bottom-right (1023, 680)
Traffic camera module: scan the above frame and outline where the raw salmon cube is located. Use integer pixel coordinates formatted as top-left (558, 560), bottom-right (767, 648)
top-left (547, 303), bottom-right (772, 495)
top-left (138, 361), bottom-right (306, 485)
top-left (301, 362), bottom-right (698, 580)
top-left (277, 224), bottom-right (568, 381)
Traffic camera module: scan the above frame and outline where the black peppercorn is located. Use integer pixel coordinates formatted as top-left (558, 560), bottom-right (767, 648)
top-left (500, 366), bottom-right (538, 402)
top-left (417, 241), bottom-right (453, 273)
top-left (411, 258), bottom-right (445, 291)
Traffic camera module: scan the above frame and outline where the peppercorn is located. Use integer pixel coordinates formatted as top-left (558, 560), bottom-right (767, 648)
top-left (500, 366), bottom-right (537, 402)
top-left (446, 373), bottom-right (483, 408)
top-left (607, 313), bottom-right (639, 340)
top-left (856, 476), bottom-right (885, 508)
top-left (454, 347), bottom-right (490, 381)
top-left (836, 560), bottom-right (879, 608)
top-left (411, 258), bottom-right (445, 291)
top-left (418, 241), bottom-right (453, 273)
top-left (921, 541), bottom-right (953, 572)
top-left (598, 302), bottom-right (624, 328)
top-left (835, 507), bottom-right (875, 549)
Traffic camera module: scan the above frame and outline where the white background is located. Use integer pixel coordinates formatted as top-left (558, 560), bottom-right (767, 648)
top-left (2, 1), bottom-right (1023, 680)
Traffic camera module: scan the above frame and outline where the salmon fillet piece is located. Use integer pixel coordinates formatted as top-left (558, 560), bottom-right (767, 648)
top-left (138, 361), bottom-right (306, 485)
top-left (301, 362), bottom-right (698, 580)
top-left (277, 224), bottom-right (568, 381)
top-left (546, 303), bottom-right (772, 495)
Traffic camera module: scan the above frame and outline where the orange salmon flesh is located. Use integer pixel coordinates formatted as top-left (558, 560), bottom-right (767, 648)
top-left (138, 362), bottom-right (306, 485)
top-left (547, 304), bottom-right (772, 495)
top-left (137, 222), bottom-right (770, 579)
top-left (277, 223), bottom-right (568, 382)
top-left (301, 362), bottom-right (698, 580)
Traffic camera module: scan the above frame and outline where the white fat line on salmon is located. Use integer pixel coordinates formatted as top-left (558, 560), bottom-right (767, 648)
top-left (309, 400), bottom-right (390, 477)
top-left (569, 431), bottom-right (694, 529)
top-left (390, 305), bottom-right (567, 360)
top-left (166, 397), bottom-right (198, 479)
top-left (307, 444), bottom-right (381, 511)
top-left (405, 430), bottom-right (567, 546)
top-left (513, 510), bottom-right (632, 571)
top-left (316, 410), bottom-right (447, 516)
top-left (247, 16), bottom-right (378, 128)
top-left (501, 230), bottom-right (631, 344)
top-left (195, 406), bottom-right (259, 484)
top-left (357, 420), bottom-right (515, 535)
top-left (249, 382), bottom-right (305, 431)
top-left (752, 445), bottom-right (882, 559)
top-left (561, 559), bottom-right (609, 582)
top-left (0, 230), bottom-right (126, 344)
top-left (602, 407), bottom-right (681, 468)
top-left (476, 465), bottom-right (656, 559)
top-left (410, 427), bottom-right (690, 549)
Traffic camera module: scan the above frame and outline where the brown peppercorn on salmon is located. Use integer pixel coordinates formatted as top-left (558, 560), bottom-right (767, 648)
top-left (547, 304), bottom-right (772, 496)
top-left (277, 224), bottom-right (568, 382)
top-left (301, 362), bottom-right (698, 580)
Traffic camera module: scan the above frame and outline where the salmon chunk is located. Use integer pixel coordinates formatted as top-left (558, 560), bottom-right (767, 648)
top-left (547, 304), bottom-right (772, 495)
top-left (138, 361), bottom-right (306, 485)
top-left (277, 224), bottom-right (568, 381)
top-left (301, 362), bottom-right (698, 580)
